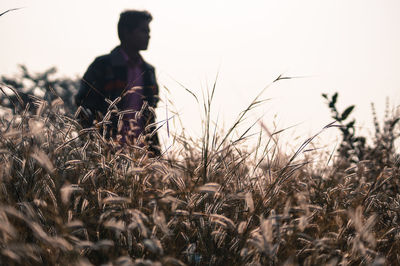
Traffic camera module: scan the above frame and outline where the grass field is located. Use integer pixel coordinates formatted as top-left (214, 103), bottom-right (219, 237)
top-left (0, 83), bottom-right (399, 265)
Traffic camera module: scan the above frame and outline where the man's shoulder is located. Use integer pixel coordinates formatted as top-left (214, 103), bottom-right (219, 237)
top-left (82, 54), bottom-right (112, 80)
top-left (91, 53), bottom-right (112, 68)
top-left (142, 60), bottom-right (155, 72)
top-left (88, 46), bottom-right (122, 68)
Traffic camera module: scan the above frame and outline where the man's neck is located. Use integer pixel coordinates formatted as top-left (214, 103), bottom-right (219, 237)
top-left (120, 44), bottom-right (140, 63)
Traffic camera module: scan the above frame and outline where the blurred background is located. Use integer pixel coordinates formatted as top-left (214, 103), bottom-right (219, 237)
top-left (1, 0), bottom-right (400, 150)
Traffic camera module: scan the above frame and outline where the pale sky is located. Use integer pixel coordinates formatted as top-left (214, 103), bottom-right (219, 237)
top-left (1, 0), bottom-right (400, 148)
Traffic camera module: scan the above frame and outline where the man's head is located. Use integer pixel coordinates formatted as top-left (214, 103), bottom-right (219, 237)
top-left (118, 10), bottom-right (152, 52)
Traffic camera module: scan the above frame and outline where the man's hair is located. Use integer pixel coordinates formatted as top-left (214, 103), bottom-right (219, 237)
top-left (117, 10), bottom-right (152, 42)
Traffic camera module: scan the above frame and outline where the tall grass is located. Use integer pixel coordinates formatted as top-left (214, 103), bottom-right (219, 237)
top-left (0, 81), bottom-right (399, 265)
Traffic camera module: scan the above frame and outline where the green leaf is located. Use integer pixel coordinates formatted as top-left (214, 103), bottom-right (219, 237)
top-left (341, 105), bottom-right (355, 121)
top-left (333, 115), bottom-right (341, 122)
top-left (346, 120), bottom-right (355, 129)
top-left (329, 93), bottom-right (338, 108)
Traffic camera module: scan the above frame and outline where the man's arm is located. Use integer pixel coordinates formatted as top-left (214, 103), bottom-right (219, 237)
top-left (75, 59), bottom-right (107, 127)
top-left (143, 66), bottom-right (161, 156)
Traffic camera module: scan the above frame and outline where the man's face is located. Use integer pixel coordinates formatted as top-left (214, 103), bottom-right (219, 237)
top-left (123, 21), bottom-right (151, 51)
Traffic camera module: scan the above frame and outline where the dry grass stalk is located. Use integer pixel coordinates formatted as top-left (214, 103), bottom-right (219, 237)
top-left (0, 81), bottom-right (399, 265)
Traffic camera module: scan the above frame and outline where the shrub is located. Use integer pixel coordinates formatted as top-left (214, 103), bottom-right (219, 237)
top-left (1, 65), bottom-right (78, 115)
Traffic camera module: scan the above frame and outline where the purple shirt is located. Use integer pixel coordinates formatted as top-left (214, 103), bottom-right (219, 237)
top-left (119, 48), bottom-right (146, 143)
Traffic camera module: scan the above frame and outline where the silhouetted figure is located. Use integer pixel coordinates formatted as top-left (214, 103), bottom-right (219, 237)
top-left (75, 10), bottom-right (160, 156)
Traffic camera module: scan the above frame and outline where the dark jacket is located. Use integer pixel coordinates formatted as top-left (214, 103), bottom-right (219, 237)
top-left (75, 46), bottom-right (160, 155)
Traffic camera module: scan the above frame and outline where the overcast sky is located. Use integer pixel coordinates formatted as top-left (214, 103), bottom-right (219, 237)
top-left (1, 0), bottom-right (400, 148)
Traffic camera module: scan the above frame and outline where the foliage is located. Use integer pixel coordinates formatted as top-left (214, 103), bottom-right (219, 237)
top-left (323, 92), bottom-right (399, 172)
top-left (0, 84), bottom-right (398, 265)
top-left (0, 65), bottom-right (79, 115)
top-left (322, 92), bottom-right (366, 161)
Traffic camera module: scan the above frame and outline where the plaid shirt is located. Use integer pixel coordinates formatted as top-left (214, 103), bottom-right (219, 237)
top-left (75, 46), bottom-right (160, 155)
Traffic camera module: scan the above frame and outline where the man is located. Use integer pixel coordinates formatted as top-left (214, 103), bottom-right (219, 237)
top-left (75, 10), bottom-right (160, 156)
